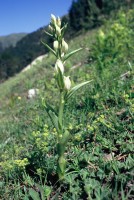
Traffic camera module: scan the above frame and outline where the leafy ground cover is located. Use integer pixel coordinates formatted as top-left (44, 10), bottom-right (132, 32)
top-left (0, 9), bottom-right (134, 199)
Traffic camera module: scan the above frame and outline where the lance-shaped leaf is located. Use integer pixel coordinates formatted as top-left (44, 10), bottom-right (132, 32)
top-left (29, 188), bottom-right (40, 200)
top-left (65, 80), bottom-right (93, 101)
top-left (57, 67), bottom-right (65, 90)
top-left (61, 23), bottom-right (68, 38)
top-left (41, 40), bottom-right (57, 57)
top-left (48, 110), bottom-right (60, 133)
top-left (44, 29), bottom-right (53, 37)
top-left (43, 102), bottom-right (60, 133)
top-left (63, 48), bottom-right (82, 62)
top-left (45, 102), bottom-right (57, 113)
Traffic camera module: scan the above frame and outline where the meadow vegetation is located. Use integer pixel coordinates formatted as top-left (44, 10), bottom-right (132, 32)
top-left (0, 8), bottom-right (134, 200)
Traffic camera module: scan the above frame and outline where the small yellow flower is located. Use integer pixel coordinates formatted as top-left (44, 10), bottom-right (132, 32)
top-left (44, 124), bottom-right (49, 129)
top-left (87, 125), bottom-right (94, 131)
top-left (43, 132), bottom-right (49, 137)
top-left (18, 96), bottom-right (21, 100)
top-left (14, 158), bottom-right (29, 168)
top-left (68, 123), bottom-right (73, 130)
top-left (37, 168), bottom-right (42, 175)
top-left (74, 133), bottom-right (81, 141)
top-left (99, 30), bottom-right (105, 39)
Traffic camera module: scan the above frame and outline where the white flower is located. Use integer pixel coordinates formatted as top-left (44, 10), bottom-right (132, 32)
top-left (64, 76), bottom-right (71, 90)
top-left (53, 40), bottom-right (59, 51)
top-left (55, 25), bottom-right (61, 36)
top-left (55, 59), bottom-right (64, 74)
top-left (51, 14), bottom-right (56, 26)
top-left (57, 17), bottom-right (61, 27)
top-left (62, 39), bottom-right (68, 53)
top-left (61, 53), bottom-right (65, 58)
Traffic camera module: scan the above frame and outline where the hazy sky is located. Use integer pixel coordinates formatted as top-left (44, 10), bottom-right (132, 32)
top-left (0, 0), bottom-right (73, 36)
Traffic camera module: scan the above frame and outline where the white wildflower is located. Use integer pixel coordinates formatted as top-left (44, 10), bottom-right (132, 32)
top-left (64, 76), bottom-right (71, 90)
top-left (55, 59), bottom-right (64, 74)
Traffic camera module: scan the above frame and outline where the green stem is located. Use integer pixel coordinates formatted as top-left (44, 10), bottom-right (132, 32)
top-left (57, 143), bottom-right (66, 181)
top-left (58, 91), bottom-right (65, 131)
top-left (57, 91), bottom-right (66, 180)
top-left (57, 130), bottom-right (70, 180)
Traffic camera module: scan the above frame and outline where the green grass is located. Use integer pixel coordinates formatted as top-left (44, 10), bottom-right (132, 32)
top-left (0, 9), bottom-right (134, 200)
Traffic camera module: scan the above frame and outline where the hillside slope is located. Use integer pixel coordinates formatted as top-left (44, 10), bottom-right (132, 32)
top-left (0, 27), bottom-right (51, 81)
top-left (0, 33), bottom-right (27, 52)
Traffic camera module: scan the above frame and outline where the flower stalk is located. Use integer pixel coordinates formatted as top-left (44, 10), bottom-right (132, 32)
top-left (42, 14), bottom-right (92, 181)
top-left (58, 92), bottom-right (65, 128)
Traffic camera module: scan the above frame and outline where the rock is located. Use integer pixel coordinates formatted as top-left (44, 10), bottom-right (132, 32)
top-left (103, 152), bottom-right (115, 161)
top-left (27, 88), bottom-right (39, 99)
top-left (22, 54), bottom-right (48, 72)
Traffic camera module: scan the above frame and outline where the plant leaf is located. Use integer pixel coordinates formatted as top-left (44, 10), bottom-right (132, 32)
top-left (44, 185), bottom-right (52, 197)
top-left (48, 110), bottom-right (60, 133)
top-left (43, 102), bottom-right (61, 132)
top-left (41, 40), bottom-right (57, 56)
top-left (44, 30), bottom-right (53, 37)
top-left (23, 195), bottom-right (29, 200)
top-left (35, 183), bottom-right (45, 200)
top-left (63, 48), bottom-right (82, 61)
top-left (57, 67), bottom-right (64, 90)
top-left (65, 80), bottom-right (93, 101)
top-left (45, 102), bottom-right (57, 115)
top-left (61, 23), bottom-right (68, 38)
top-left (29, 188), bottom-right (40, 200)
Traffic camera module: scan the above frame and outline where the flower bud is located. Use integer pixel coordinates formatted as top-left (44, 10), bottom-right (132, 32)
top-left (62, 39), bottom-right (68, 53)
top-left (61, 53), bottom-right (65, 58)
top-left (55, 59), bottom-right (64, 74)
top-left (55, 25), bottom-right (61, 36)
top-left (57, 17), bottom-right (61, 27)
top-left (51, 14), bottom-right (56, 26)
top-left (64, 76), bottom-right (71, 90)
top-left (53, 40), bottom-right (59, 51)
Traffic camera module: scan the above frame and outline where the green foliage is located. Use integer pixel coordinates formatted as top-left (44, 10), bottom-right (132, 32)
top-left (102, 0), bottom-right (133, 15)
top-left (91, 9), bottom-right (134, 74)
top-left (69, 0), bottom-right (101, 31)
top-left (69, 0), bottom-right (134, 33)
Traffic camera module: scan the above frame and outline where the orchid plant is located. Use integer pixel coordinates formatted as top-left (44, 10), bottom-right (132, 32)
top-left (42, 14), bottom-right (92, 181)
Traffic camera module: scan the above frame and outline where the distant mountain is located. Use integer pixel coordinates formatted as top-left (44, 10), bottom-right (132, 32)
top-left (0, 26), bottom-right (54, 81)
top-left (0, 33), bottom-right (27, 52)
